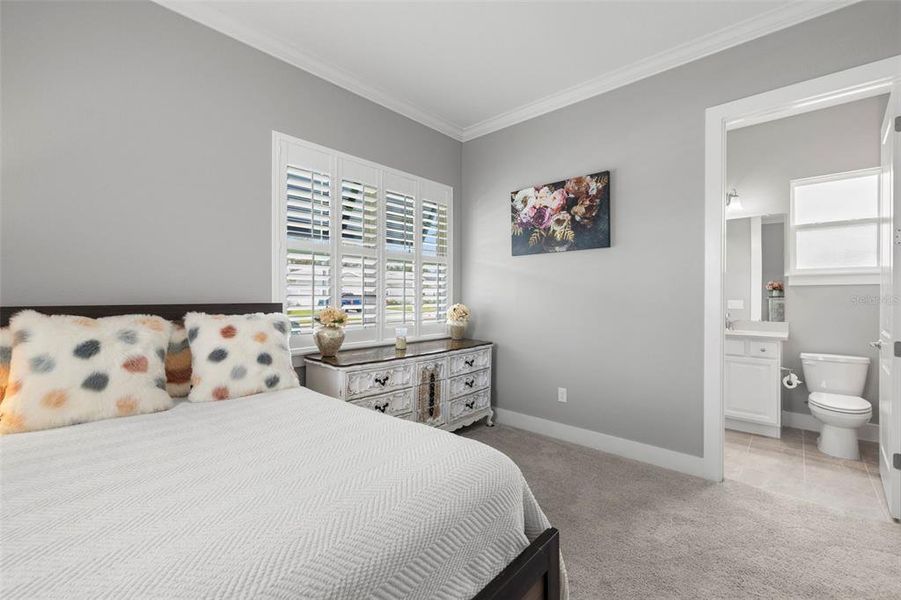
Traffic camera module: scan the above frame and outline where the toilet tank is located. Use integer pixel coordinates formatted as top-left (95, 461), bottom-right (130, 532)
top-left (800, 353), bottom-right (870, 396)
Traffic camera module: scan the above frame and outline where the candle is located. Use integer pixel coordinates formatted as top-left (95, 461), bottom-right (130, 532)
top-left (395, 327), bottom-right (408, 350)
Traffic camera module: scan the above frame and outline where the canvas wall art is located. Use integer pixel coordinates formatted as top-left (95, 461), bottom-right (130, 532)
top-left (511, 171), bottom-right (610, 255)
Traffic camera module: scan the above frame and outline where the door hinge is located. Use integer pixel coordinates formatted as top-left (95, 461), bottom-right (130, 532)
top-left (895, 341), bottom-right (901, 357)
top-left (895, 453), bottom-right (901, 470)
top-left (896, 116), bottom-right (901, 133)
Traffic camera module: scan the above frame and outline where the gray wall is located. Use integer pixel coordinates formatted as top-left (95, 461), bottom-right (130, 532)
top-left (725, 219), bottom-right (752, 322)
top-left (0, 1), bottom-right (462, 305)
top-left (727, 96), bottom-right (886, 422)
top-left (726, 96), bottom-right (888, 218)
top-left (460, 2), bottom-right (900, 457)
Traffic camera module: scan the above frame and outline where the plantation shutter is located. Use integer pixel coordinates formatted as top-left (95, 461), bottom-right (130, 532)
top-left (421, 200), bottom-right (448, 258)
top-left (338, 160), bottom-right (380, 339)
top-left (385, 259), bottom-right (415, 324)
top-left (385, 191), bottom-right (415, 253)
top-left (286, 167), bottom-right (330, 242)
top-left (419, 182), bottom-right (452, 332)
top-left (276, 135), bottom-right (453, 348)
top-left (280, 143), bottom-right (334, 338)
top-left (341, 179), bottom-right (378, 248)
top-left (285, 250), bottom-right (331, 334)
top-left (420, 263), bottom-right (448, 322)
top-left (341, 255), bottom-right (378, 327)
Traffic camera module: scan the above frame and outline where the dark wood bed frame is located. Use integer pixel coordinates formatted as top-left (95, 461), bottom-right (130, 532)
top-left (0, 303), bottom-right (562, 600)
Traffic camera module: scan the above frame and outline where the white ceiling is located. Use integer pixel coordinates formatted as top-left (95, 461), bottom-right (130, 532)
top-left (158, 1), bottom-right (854, 141)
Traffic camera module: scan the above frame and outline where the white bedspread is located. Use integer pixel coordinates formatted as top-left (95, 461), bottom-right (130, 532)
top-left (1, 387), bottom-right (562, 599)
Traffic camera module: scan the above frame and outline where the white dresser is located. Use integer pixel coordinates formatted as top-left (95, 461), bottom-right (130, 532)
top-left (304, 339), bottom-right (494, 431)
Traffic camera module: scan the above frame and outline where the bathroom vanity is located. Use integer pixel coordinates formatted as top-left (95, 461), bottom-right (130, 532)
top-left (724, 322), bottom-right (789, 438)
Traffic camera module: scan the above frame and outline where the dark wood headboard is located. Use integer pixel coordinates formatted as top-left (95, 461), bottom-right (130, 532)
top-left (0, 303), bottom-right (282, 328)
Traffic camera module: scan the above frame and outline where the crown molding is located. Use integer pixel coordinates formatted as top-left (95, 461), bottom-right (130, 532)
top-left (154, 1), bottom-right (466, 141)
top-left (460, 1), bottom-right (858, 141)
top-left (155, 1), bottom-right (856, 145)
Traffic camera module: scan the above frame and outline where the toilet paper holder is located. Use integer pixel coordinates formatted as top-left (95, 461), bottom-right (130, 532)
top-left (780, 367), bottom-right (803, 389)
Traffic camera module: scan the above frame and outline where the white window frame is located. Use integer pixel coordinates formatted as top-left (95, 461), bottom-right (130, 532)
top-left (787, 167), bottom-right (881, 286)
top-left (271, 131), bottom-right (454, 354)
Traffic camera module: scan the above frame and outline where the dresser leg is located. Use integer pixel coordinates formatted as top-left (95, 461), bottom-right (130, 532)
top-left (485, 410), bottom-right (495, 427)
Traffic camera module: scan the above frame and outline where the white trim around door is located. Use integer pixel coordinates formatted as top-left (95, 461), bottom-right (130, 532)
top-left (703, 55), bottom-right (901, 482)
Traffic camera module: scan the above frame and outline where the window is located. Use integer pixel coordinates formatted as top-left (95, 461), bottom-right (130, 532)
top-left (789, 168), bottom-right (880, 285)
top-left (273, 132), bottom-right (454, 352)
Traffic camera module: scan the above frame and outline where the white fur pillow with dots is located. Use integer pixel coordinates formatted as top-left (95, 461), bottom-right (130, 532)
top-left (0, 311), bottom-right (174, 435)
top-left (184, 312), bottom-right (299, 403)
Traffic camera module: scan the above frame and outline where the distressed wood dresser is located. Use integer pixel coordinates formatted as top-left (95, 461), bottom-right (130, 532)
top-left (304, 339), bottom-right (493, 431)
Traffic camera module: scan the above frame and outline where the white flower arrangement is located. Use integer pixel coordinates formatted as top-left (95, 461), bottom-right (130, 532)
top-left (446, 303), bottom-right (471, 325)
top-left (314, 306), bottom-right (347, 328)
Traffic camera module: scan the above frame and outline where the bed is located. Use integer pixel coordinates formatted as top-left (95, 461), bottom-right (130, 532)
top-left (0, 304), bottom-right (565, 600)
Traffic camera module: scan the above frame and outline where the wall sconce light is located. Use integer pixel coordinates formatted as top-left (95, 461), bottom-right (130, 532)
top-left (726, 188), bottom-right (742, 210)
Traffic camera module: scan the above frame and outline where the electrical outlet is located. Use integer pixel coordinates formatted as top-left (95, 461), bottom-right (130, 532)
top-left (557, 387), bottom-right (567, 403)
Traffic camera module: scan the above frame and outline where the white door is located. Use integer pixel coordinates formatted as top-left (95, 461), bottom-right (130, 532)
top-left (879, 84), bottom-right (900, 520)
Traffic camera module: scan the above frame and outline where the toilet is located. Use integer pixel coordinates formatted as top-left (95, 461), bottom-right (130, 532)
top-left (800, 353), bottom-right (871, 460)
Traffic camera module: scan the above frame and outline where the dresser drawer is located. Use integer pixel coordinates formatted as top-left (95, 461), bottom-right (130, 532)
top-left (449, 348), bottom-right (491, 376)
top-left (416, 357), bottom-right (448, 382)
top-left (448, 368), bottom-right (490, 400)
top-left (449, 389), bottom-right (491, 422)
top-left (350, 388), bottom-right (413, 417)
top-left (345, 363), bottom-right (414, 400)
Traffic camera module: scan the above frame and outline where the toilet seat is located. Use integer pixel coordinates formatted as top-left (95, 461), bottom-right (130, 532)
top-left (808, 392), bottom-right (871, 414)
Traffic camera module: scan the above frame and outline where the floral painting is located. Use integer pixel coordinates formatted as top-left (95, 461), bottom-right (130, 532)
top-left (511, 171), bottom-right (610, 255)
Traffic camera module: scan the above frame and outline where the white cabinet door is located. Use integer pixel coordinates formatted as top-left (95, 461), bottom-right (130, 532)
top-left (724, 356), bottom-right (779, 425)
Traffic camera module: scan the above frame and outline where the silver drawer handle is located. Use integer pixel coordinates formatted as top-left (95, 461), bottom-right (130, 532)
top-left (759, 348), bottom-right (767, 353)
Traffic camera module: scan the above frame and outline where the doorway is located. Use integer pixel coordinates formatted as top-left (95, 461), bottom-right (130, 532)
top-left (702, 55), bottom-right (901, 521)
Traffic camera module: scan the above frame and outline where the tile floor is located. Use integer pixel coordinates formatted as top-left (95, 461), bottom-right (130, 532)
top-left (725, 427), bottom-right (893, 522)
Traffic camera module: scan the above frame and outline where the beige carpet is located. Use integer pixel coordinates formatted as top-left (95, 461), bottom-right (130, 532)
top-left (460, 424), bottom-right (901, 600)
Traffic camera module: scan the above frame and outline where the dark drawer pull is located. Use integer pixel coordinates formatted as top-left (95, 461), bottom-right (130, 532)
top-left (464, 359), bottom-right (475, 367)
top-left (374, 375), bottom-right (390, 386)
top-left (464, 379), bottom-right (475, 388)
top-left (464, 400), bottom-right (476, 410)
top-left (374, 402), bottom-right (389, 413)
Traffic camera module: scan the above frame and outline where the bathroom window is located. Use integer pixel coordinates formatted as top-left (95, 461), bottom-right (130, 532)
top-left (788, 168), bottom-right (881, 285)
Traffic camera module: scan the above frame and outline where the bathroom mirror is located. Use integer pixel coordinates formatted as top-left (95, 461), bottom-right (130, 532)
top-left (725, 214), bottom-right (786, 322)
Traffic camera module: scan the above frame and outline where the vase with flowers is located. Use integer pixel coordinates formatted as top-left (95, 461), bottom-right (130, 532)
top-left (766, 280), bottom-right (784, 298)
top-left (313, 306), bottom-right (347, 357)
top-left (446, 304), bottom-right (471, 340)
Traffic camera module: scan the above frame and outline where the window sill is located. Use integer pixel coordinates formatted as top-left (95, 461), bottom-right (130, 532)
top-left (787, 271), bottom-right (880, 286)
top-left (291, 332), bottom-right (450, 360)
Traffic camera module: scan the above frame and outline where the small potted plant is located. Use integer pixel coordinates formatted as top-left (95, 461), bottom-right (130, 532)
top-left (313, 306), bottom-right (347, 357)
top-left (766, 280), bottom-right (784, 298)
top-left (446, 303), bottom-right (471, 340)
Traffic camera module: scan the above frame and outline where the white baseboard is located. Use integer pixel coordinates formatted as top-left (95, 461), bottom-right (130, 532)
top-left (781, 410), bottom-right (879, 443)
top-left (493, 407), bottom-right (706, 479)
